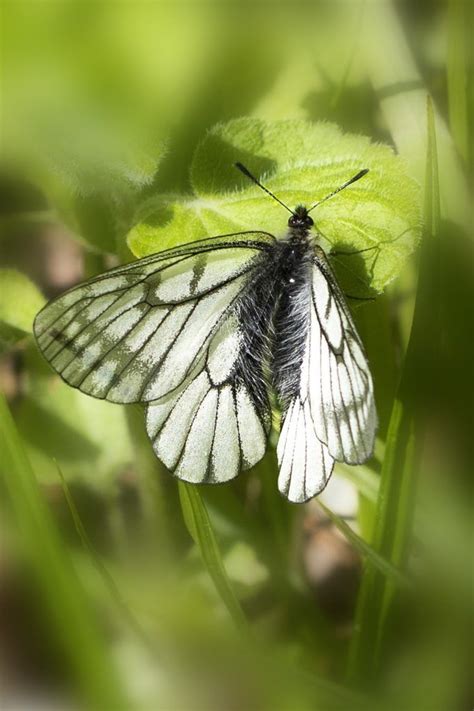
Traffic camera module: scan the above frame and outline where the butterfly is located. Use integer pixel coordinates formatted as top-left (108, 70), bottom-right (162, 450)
top-left (34, 163), bottom-right (376, 503)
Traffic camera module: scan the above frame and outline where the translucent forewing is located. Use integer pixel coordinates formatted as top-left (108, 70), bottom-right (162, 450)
top-left (34, 231), bottom-right (276, 484)
top-left (34, 232), bottom-right (275, 404)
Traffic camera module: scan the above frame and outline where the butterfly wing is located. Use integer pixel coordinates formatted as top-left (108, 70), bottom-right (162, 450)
top-left (35, 231), bottom-right (277, 483)
top-left (277, 396), bottom-right (335, 504)
top-left (34, 232), bottom-right (275, 404)
top-left (309, 245), bottom-right (377, 464)
top-left (146, 255), bottom-right (279, 484)
top-left (273, 259), bottom-right (334, 503)
top-left (147, 315), bottom-right (271, 484)
top-left (275, 245), bottom-right (376, 503)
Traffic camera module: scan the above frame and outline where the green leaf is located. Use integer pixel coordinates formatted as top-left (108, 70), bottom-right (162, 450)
top-left (45, 152), bottom-right (164, 256)
top-left (425, 98), bottom-right (441, 238)
top-left (223, 542), bottom-right (268, 589)
top-left (128, 118), bottom-right (421, 294)
top-left (178, 481), bottom-right (248, 630)
top-left (0, 269), bottom-right (45, 351)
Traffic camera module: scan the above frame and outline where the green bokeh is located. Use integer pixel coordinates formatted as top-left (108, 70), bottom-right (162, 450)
top-left (0, 2), bottom-right (471, 710)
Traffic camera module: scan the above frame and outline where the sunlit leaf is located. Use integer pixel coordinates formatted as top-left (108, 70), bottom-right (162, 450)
top-left (128, 118), bottom-right (421, 294)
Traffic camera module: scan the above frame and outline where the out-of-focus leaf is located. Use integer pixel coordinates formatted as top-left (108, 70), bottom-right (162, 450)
top-left (40, 146), bottom-right (164, 256)
top-left (128, 118), bottom-right (421, 295)
top-left (224, 542), bottom-right (268, 588)
top-left (363, 0), bottom-right (469, 229)
top-left (0, 269), bottom-right (45, 333)
top-left (336, 462), bottom-right (379, 503)
top-left (0, 269), bottom-right (45, 351)
top-left (55, 460), bottom-right (153, 649)
top-left (17, 346), bottom-right (132, 486)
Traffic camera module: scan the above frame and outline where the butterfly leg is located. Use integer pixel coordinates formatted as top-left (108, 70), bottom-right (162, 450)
top-left (330, 244), bottom-right (379, 257)
top-left (329, 226), bottom-right (410, 257)
top-left (344, 293), bottom-right (376, 302)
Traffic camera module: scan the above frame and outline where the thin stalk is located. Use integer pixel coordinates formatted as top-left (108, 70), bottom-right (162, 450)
top-left (318, 501), bottom-right (409, 588)
top-left (178, 481), bottom-right (248, 631)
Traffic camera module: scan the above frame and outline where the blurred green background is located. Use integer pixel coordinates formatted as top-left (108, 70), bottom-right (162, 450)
top-left (0, 1), bottom-right (472, 710)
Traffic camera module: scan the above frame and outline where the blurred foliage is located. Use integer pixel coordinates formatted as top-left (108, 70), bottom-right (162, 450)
top-left (0, 269), bottom-right (45, 352)
top-left (0, 1), bottom-right (472, 710)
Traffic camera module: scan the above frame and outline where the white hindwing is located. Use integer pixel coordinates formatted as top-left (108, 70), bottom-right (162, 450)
top-left (277, 249), bottom-right (376, 503)
top-left (146, 311), bottom-right (271, 484)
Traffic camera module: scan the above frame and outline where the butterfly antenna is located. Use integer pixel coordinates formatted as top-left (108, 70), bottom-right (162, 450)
top-left (308, 169), bottom-right (369, 213)
top-left (235, 162), bottom-right (294, 215)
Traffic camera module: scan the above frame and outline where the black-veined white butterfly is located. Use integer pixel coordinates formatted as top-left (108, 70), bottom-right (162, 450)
top-left (34, 163), bottom-right (376, 503)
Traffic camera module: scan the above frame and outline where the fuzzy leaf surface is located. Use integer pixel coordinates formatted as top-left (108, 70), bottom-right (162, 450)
top-left (128, 119), bottom-right (421, 294)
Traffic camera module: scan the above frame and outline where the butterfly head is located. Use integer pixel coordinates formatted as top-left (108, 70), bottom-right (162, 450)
top-left (288, 205), bottom-right (314, 230)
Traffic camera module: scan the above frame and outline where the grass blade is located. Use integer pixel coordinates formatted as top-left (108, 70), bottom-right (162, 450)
top-left (346, 365), bottom-right (417, 684)
top-left (178, 481), bottom-right (248, 631)
top-left (55, 459), bottom-right (154, 653)
top-left (317, 501), bottom-right (409, 588)
top-left (447, 0), bottom-right (469, 162)
top-left (346, 97), bottom-right (441, 684)
top-left (0, 393), bottom-right (128, 710)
